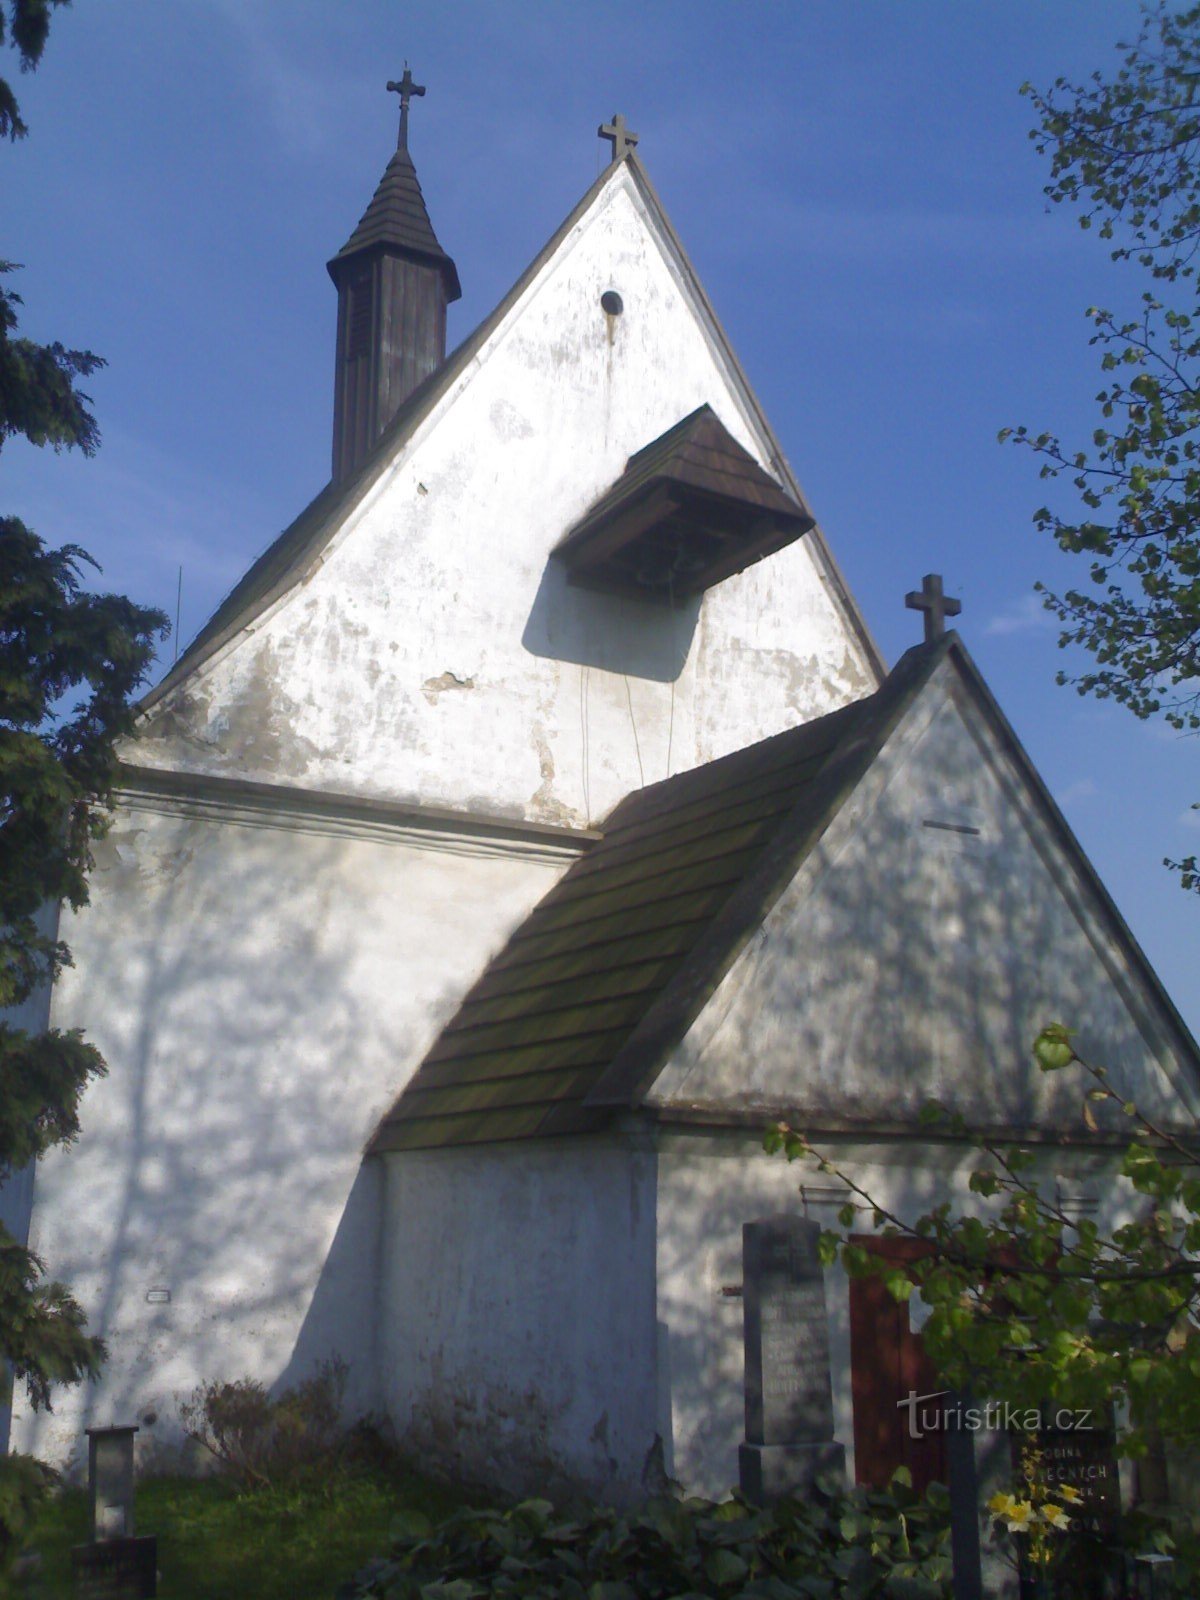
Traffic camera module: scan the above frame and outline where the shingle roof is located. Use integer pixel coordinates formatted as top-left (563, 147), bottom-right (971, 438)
top-left (558, 404), bottom-right (807, 548)
top-left (328, 144), bottom-right (461, 300)
top-left (371, 641), bottom-right (947, 1154)
top-left (373, 631), bottom-right (1200, 1154)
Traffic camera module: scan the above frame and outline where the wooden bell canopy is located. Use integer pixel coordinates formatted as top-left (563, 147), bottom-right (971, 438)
top-left (553, 405), bottom-right (813, 601)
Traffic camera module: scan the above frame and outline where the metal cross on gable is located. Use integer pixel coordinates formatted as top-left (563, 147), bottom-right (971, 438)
top-left (386, 66), bottom-right (425, 150)
top-left (905, 573), bottom-right (962, 643)
top-left (598, 112), bottom-right (639, 162)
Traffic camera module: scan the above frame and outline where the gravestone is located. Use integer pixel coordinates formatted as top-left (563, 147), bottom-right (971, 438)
top-left (87, 1426), bottom-right (138, 1541)
top-left (1021, 1422), bottom-right (1120, 1536)
top-left (71, 1424), bottom-right (157, 1597)
top-left (1011, 1419), bottom-right (1123, 1597)
top-left (738, 1215), bottom-right (845, 1501)
top-left (940, 1397), bottom-right (1020, 1600)
top-left (947, 1410), bottom-right (1122, 1600)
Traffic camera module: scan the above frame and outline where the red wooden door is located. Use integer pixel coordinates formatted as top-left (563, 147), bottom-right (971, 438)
top-left (848, 1236), bottom-right (948, 1492)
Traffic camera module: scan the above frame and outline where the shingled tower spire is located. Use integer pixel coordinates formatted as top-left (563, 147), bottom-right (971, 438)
top-left (327, 71), bottom-right (461, 482)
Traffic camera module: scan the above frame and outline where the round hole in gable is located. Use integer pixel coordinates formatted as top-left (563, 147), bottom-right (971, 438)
top-left (600, 290), bottom-right (624, 316)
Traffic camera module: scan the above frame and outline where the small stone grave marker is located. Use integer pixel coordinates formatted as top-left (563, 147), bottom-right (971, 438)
top-left (1020, 1422), bottom-right (1121, 1535)
top-left (70, 1425), bottom-right (157, 1598)
top-left (738, 1215), bottom-right (845, 1501)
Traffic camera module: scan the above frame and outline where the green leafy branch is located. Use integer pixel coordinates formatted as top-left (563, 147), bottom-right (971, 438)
top-left (765, 1026), bottom-right (1200, 1458)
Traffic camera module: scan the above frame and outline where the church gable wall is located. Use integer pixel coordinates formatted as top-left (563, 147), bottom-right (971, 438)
top-left (378, 1136), bottom-right (662, 1502)
top-left (649, 657), bottom-right (1196, 1131)
top-left (9, 795), bottom-right (569, 1472)
top-left (136, 167), bottom-right (876, 827)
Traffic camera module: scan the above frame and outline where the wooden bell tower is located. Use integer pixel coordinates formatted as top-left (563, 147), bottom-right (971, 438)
top-left (327, 70), bottom-right (461, 483)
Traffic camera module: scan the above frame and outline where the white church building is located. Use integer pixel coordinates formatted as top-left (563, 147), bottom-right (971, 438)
top-left (7, 95), bottom-right (1199, 1503)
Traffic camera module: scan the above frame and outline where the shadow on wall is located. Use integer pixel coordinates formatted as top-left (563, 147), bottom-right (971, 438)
top-left (274, 1159), bottom-right (383, 1421)
top-left (522, 559), bottom-right (700, 682)
top-left (663, 691), bottom-right (1177, 1131)
top-left (15, 816), bottom-right (429, 1471)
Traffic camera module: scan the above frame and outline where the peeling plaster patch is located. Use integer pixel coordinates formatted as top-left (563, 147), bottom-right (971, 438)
top-left (422, 671), bottom-right (476, 704)
top-left (154, 843), bottom-right (197, 883)
top-left (530, 730), bottom-right (580, 828)
top-left (91, 828), bottom-right (148, 883)
top-left (216, 642), bottom-right (322, 778)
top-left (489, 399), bottom-right (534, 441)
top-left (836, 645), bottom-right (876, 702)
top-left (139, 685), bottom-right (221, 756)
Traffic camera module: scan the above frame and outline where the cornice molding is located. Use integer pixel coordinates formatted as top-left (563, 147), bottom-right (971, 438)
top-left (114, 763), bottom-right (599, 865)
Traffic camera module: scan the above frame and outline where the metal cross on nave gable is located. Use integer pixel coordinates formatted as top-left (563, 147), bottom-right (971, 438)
top-left (905, 573), bottom-right (962, 643)
top-left (598, 112), bottom-right (639, 162)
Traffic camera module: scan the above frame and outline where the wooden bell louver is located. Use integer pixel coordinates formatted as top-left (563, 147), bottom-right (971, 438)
top-left (553, 405), bottom-right (813, 601)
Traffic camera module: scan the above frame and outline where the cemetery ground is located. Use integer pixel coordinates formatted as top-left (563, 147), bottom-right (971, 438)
top-left (23, 1453), bottom-right (464, 1598)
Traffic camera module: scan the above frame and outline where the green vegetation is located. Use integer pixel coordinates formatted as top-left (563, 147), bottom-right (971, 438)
top-left (177, 1358), bottom-right (352, 1492)
top-left (15, 1457), bottom-right (953, 1600)
top-left (769, 1027), bottom-right (1200, 1466)
top-left (1004, 3), bottom-right (1200, 889)
top-left (22, 1461), bottom-right (463, 1600)
top-left (336, 1473), bottom-right (951, 1600)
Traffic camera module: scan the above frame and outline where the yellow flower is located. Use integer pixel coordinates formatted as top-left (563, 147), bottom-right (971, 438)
top-left (987, 1493), bottom-right (1016, 1517)
top-left (1040, 1504), bottom-right (1072, 1531)
top-left (1004, 1501), bottom-right (1035, 1534)
top-left (1056, 1484), bottom-right (1083, 1505)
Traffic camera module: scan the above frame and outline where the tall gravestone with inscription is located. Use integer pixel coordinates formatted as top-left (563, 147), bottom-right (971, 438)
top-left (739, 1215), bottom-right (845, 1502)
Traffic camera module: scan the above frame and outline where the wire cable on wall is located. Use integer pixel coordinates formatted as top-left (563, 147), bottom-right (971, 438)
top-left (624, 674), bottom-right (645, 789)
top-left (579, 663), bottom-right (591, 824)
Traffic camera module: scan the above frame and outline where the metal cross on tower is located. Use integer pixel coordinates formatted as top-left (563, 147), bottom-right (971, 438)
top-left (905, 573), bottom-right (961, 643)
top-left (386, 66), bottom-right (426, 150)
top-left (598, 112), bottom-right (639, 162)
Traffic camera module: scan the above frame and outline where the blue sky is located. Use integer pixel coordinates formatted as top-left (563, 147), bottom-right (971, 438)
top-left (6, 1), bottom-right (1197, 1035)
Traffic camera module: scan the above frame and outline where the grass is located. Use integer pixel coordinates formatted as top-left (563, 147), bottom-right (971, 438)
top-left (21, 1457), bottom-right (463, 1600)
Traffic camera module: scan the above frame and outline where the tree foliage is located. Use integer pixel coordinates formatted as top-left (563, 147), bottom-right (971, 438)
top-left (1, 261), bottom-right (102, 455)
top-left (1004, 3), bottom-right (1200, 888)
top-left (0, 0), bottom-right (168, 1571)
top-left (1, 0), bottom-right (71, 140)
top-left (0, 518), bottom-right (166, 1433)
top-left (0, 529), bottom-right (168, 1536)
top-left (767, 1026), bottom-right (1200, 1465)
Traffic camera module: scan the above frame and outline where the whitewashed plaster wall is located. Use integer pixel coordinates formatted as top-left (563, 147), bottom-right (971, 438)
top-left (650, 657), bottom-right (1197, 1131)
top-left (10, 791), bottom-right (575, 1473)
top-left (379, 1136), bottom-right (662, 1503)
top-left (136, 165), bottom-right (877, 828)
top-left (654, 1132), bottom-right (1135, 1500)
